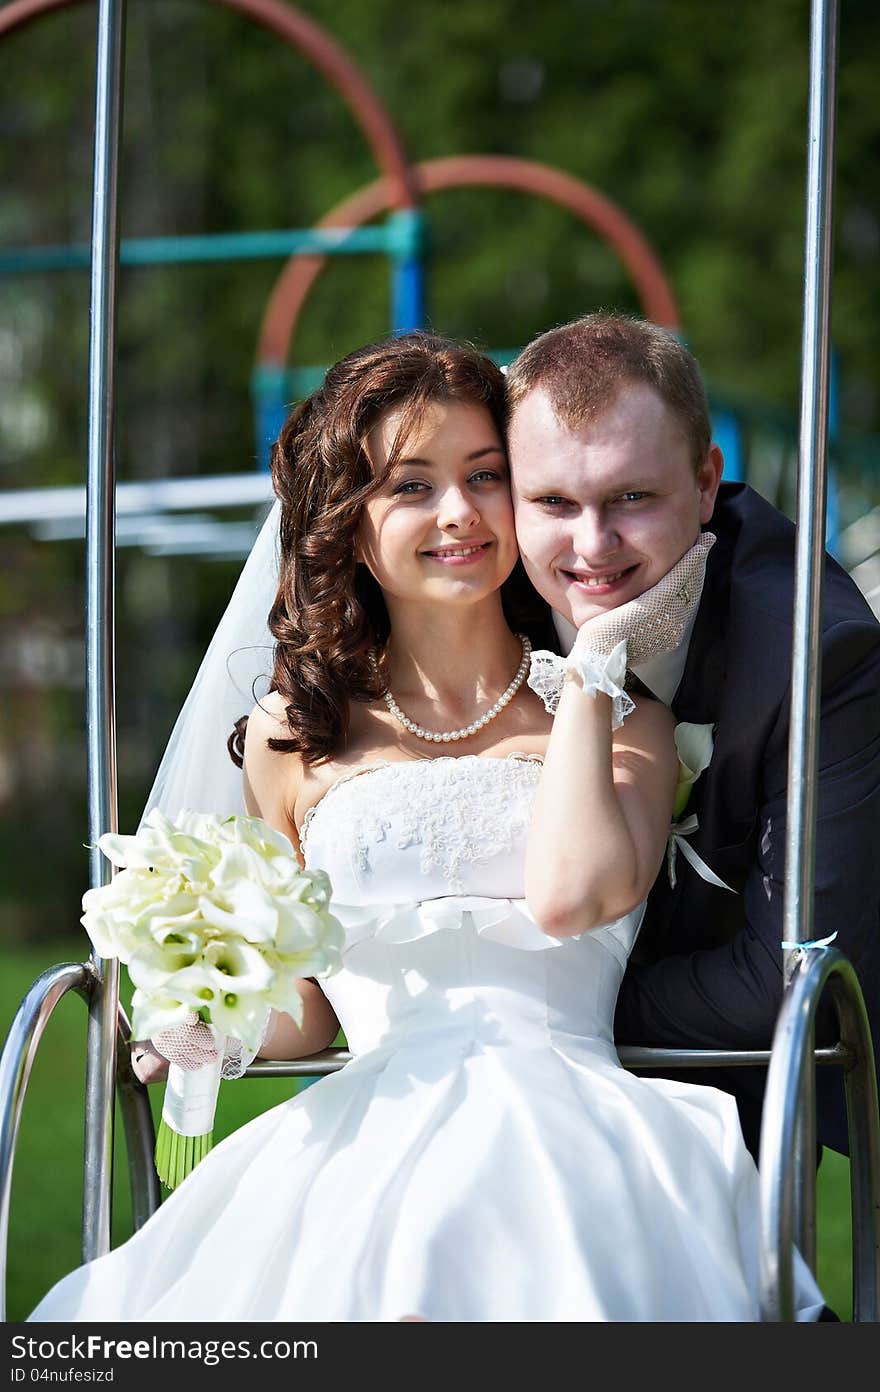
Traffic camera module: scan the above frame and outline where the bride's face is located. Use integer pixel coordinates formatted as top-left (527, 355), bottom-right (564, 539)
top-left (358, 399), bottom-right (518, 611)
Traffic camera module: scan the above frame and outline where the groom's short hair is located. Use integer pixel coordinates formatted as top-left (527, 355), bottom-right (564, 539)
top-left (506, 313), bottom-right (711, 470)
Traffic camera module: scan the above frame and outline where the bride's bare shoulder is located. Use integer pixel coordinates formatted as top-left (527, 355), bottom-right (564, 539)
top-left (242, 693), bottom-right (304, 846)
top-left (248, 688), bottom-right (291, 732)
top-left (243, 691), bottom-right (299, 774)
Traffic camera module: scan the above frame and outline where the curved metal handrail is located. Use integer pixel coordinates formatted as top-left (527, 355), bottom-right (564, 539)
top-left (759, 947), bottom-right (880, 1322)
top-left (0, 960), bottom-right (163, 1321)
top-left (0, 961), bottom-right (93, 1322)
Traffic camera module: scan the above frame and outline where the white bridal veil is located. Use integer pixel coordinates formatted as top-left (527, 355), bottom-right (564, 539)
top-left (139, 500), bottom-right (282, 829)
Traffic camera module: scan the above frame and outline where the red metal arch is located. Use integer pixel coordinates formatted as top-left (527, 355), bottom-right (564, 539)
top-left (256, 154), bottom-right (681, 366)
top-left (0, 0), bottom-right (417, 207)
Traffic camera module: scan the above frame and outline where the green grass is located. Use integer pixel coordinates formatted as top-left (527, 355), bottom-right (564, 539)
top-left (1, 938), bottom-right (854, 1321)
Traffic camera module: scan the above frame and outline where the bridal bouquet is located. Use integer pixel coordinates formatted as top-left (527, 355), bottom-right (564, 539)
top-left (81, 808), bottom-right (344, 1188)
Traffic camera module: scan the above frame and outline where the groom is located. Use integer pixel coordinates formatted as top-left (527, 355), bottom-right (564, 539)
top-left (506, 313), bottom-right (880, 1161)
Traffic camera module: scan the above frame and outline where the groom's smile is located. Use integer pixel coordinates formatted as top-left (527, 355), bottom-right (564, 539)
top-left (508, 382), bottom-right (723, 628)
top-left (559, 563), bottom-right (640, 594)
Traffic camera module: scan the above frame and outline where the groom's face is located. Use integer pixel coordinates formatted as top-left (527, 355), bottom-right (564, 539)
top-left (509, 383), bottom-right (722, 628)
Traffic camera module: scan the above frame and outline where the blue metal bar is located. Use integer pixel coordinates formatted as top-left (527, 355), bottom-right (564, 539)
top-left (250, 362), bottom-right (322, 472)
top-left (0, 226), bottom-right (401, 275)
top-left (388, 209), bottom-right (426, 333)
top-left (711, 407), bottom-right (745, 484)
top-left (392, 258), bottom-right (425, 332)
top-left (82, 0), bottom-right (126, 1265)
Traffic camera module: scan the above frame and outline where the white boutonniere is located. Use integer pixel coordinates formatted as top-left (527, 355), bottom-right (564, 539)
top-left (667, 723), bottom-right (733, 892)
top-left (672, 722), bottom-right (715, 820)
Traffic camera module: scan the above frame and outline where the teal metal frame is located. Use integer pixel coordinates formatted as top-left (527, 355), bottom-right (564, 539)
top-left (0, 209), bottom-right (425, 275)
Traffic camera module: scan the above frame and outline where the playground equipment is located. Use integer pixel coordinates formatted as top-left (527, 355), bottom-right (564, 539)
top-left (0, 0), bottom-right (878, 1323)
top-left (252, 152), bottom-right (680, 463)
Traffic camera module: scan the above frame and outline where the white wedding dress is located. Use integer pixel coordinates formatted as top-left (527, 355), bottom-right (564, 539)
top-left (30, 754), bottom-right (824, 1322)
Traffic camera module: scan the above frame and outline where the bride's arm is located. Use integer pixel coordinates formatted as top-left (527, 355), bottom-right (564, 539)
top-left (525, 685), bottom-right (678, 937)
top-left (242, 699), bottom-right (342, 1060)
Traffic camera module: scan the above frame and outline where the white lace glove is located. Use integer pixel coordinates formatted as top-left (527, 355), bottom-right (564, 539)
top-left (569, 532), bottom-right (716, 666)
top-left (133, 1014), bottom-right (267, 1085)
top-left (219, 1033), bottom-right (263, 1080)
top-left (527, 533), bottom-right (716, 728)
top-left (152, 1015), bottom-right (220, 1071)
top-left (528, 639), bottom-right (633, 729)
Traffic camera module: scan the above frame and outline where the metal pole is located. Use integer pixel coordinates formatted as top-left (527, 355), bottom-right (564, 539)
top-left (82, 0), bottom-right (126, 1263)
top-left (779, 0), bottom-right (839, 1281)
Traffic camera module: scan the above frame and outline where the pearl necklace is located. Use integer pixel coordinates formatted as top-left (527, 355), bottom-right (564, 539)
top-left (376, 634), bottom-right (532, 744)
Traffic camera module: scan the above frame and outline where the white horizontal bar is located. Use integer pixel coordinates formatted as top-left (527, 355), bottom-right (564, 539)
top-left (0, 473), bottom-right (274, 526)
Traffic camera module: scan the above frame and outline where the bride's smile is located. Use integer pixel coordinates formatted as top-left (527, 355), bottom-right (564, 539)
top-left (357, 398), bottom-right (519, 613)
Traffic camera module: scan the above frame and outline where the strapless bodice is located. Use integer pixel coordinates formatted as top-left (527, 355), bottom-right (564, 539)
top-left (301, 755), bottom-right (644, 1058)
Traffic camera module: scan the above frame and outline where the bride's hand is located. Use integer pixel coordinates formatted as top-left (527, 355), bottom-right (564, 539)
top-left (572, 532), bottom-right (716, 667)
top-left (130, 1040), bottom-right (169, 1085)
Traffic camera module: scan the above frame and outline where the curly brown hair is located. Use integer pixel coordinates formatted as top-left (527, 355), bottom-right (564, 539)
top-left (229, 331), bottom-right (547, 768)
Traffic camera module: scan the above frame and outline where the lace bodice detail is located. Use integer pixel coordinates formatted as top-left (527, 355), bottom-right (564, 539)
top-left (301, 754), bottom-right (544, 898)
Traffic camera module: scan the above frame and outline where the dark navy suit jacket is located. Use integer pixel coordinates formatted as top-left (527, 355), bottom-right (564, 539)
top-left (605, 483), bottom-right (880, 1158)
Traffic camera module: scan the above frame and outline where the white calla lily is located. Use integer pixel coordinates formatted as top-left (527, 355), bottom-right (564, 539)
top-left (206, 879), bottom-right (282, 943)
top-left (201, 937), bottom-right (277, 992)
top-left (289, 867), bottom-right (333, 908)
top-left (262, 962), bottom-right (308, 1023)
top-left (196, 889), bottom-right (275, 941)
top-left (221, 813), bottom-right (298, 860)
top-left (204, 994), bottom-right (271, 1054)
top-left (672, 721), bottom-right (715, 818)
top-left (148, 918), bottom-right (205, 952)
top-left (130, 988), bottom-right (193, 1041)
top-left (211, 841), bottom-right (274, 890)
top-left (127, 938), bottom-right (203, 993)
top-left (273, 899), bottom-right (328, 952)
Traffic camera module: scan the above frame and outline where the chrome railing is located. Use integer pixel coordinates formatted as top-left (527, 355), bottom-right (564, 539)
top-left (759, 949), bottom-right (880, 1322)
top-left (0, 961), bottom-right (161, 1323)
top-left (0, 965), bottom-right (92, 1322)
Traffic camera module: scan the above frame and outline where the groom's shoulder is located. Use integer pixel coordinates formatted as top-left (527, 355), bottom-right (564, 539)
top-left (709, 482), bottom-right (878, 638)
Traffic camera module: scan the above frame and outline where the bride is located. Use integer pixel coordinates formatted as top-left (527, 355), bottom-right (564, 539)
top-left (30, 331), bottom-right (823, 1322)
